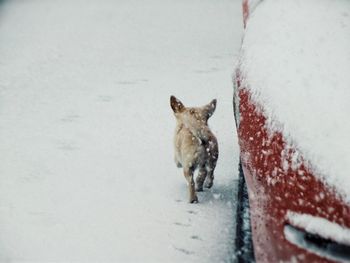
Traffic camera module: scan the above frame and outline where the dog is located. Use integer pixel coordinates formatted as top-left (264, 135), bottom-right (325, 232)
top-left (170, 96), bottom-right (218, 203)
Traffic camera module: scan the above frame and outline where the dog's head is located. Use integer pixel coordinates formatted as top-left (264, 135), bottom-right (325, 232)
top-left (170, 95), bottom-right (216, 126)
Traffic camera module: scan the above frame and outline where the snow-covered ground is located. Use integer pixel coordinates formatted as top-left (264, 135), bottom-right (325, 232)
top-left (0, 0), bottom-right (242, 262)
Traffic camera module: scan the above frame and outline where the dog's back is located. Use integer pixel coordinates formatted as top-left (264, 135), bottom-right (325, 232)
top-left (174, 124), bottom-right (207, 169)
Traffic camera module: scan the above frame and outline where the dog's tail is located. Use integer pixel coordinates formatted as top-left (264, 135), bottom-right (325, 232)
top-left (182, 118), bottom-right (213, 144)
top-left (192, 126), bottom-right (212, 143)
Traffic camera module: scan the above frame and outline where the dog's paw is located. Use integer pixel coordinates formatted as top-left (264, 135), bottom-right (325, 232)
top-left (204, 180), bottom-right (213, 189)
top-left (196, 186), bottom-right (203, 192)
top-left (189, 196), bottom-right (198, 204)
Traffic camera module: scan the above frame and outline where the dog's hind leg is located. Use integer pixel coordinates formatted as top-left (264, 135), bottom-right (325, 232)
top-left (184, 167), bottom-right (198, 203)
top-left (195, 166), bottom-right (207, 192)
top-left (204, 155), bottom-right (217, 189)
top-left (204, 168), bottom-right (214, 189)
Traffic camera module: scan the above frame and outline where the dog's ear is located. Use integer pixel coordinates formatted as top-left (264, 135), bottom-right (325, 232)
top-left (170, 96), bottom-right (185, 113)
top-left (206, 99), bottom-right (217, 118)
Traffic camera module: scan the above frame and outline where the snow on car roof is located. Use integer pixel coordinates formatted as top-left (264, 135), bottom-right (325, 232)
top-left (239, 0), bottom-right (350, 202)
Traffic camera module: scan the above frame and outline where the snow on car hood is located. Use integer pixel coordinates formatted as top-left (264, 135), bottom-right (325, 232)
top-left (239, 0), bottom-right (350, 203)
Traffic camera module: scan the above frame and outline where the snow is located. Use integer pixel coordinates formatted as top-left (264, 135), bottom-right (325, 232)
top-left (285, 211), bottom-right (350, 262)
top-left (286, 211), bottom-right (350, 246)
top-left (246, 0), bottom-right (261, 14)
top-left (0, 0), bottom-right (242, 262)
top-left (239, 0), bottom-right (350, 203)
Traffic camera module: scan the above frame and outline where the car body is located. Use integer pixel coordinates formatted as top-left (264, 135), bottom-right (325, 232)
top-left (234, 0), bottom-right (350, 262)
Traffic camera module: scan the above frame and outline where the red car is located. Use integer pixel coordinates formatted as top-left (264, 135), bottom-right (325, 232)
top-left (234, 0), bottom-right (350, 262)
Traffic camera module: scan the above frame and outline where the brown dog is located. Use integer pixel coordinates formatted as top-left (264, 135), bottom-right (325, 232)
top-left (170, 96), bottom-right (218, 203)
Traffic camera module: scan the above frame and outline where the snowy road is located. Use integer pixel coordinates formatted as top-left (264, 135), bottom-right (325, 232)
top-left (0, 0), bottom-right (242, 262)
